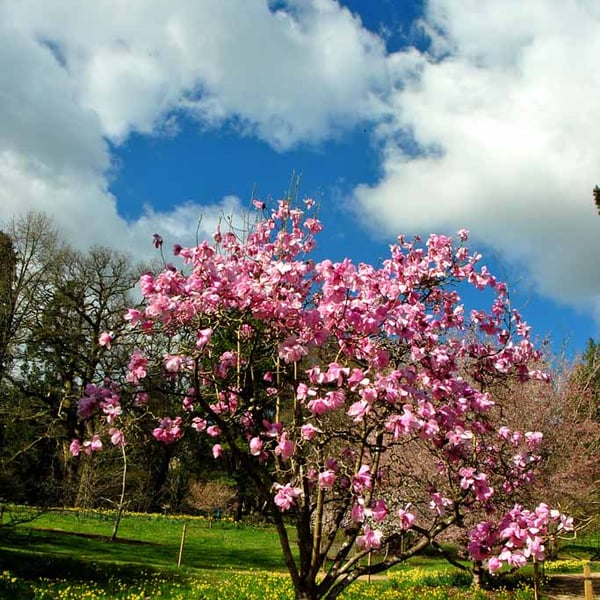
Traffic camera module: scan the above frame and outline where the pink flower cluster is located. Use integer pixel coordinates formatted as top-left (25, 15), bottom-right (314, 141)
top-left (76, 201), bottom-right (568, 573)
top-left (126, 350), bottom-right (148, 384)
top-left (469, 503), bottom-right (573, 572)
top-left (152, 417), bottom-right (183, 444)
top-left (69, 434), bottom-right (103, 456)
top-left (273, 483), bottom-right (302, 511)
top-left (77, 381), bottom-right (122, 422)
top-left (70, 381), bottom-right (127, 454)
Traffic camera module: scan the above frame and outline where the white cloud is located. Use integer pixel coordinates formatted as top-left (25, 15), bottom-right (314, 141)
top-left (0, 0), bottom-right (393, 263)
top-left (1, 0), bottom-right (600, 323)
top-left (0, 25), bottom-right (108, 177)
top-left (354, 0), bottom-right (600, 313)
top-left (2, 0), bottom-right (390, 148)
top-left (127, 196), bottom-right (246, 256)
top-left (0, 150), bottom-right (243, 263)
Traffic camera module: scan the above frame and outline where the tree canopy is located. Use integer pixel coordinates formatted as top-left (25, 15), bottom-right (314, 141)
top-left (72, 200), bottom-right (572, 600)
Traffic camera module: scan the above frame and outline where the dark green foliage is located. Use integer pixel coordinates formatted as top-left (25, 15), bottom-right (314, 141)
top-left (0, 230), bottom-right (16, 382)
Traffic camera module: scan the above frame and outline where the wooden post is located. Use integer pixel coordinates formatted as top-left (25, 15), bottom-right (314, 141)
top-left (177, 523), bottom-right (187, 568)
top-left (584, 562), bottom-right (594, 600)
top-left (533, 559), bottom-right (540, 600)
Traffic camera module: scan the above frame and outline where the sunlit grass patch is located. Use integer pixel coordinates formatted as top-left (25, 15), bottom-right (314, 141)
top-left (388, 567), bottom-right (536, 600)
top-left (390, 566), bottom-right (473, 589)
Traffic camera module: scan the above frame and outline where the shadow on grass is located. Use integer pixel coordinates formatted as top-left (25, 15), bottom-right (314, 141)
top-left (0, 525), bottom-right (286, 578)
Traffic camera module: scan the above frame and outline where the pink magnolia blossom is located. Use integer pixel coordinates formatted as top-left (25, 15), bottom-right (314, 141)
top-left (77, 395), bottom-right (98, 420)
top-left (263, 420), bottom-right (283, 437)
top-left (300, 424), bottom-right (321, 440)
top-left (191, 417), bottom-right (207, 432)
top-left (275, 432), bottom-right (295, 461)
top-left (69, 439), bottom-right (82, 456)
top-left (215, 351), bottom-right (237, 378)
top-left (206, 425), bottom-right (221, 437)
top-left (347, 400), bottom-right (370, 423)
top-left (296, 382), bottom-right (314, 401)
top-left (307, 397), bottom-right (329, 415)
top-left (325, 458), bottom-right (339, 471)
top-left (98, 331), bottom-right (114, 348)
top-left (351, 499), bottom-right (366, 523)
top-left (352, 465), bottom-right (373, 493)
top-left (273, 483), bottom-right (302, 511)
top-left (429, 492), bottom-right (453, 515)
top-left (183, 389), bottom-right (196, 412)
top-left (278, 336), bottom-right (308, 363)
top-left (164, 354), bottom-right (189, 373)
top-left (124, 308), bottom-right (143, 325)
top-left (318, 470), bottom-right (336, 489)
top-left (82, 434), bottom-right (102, 455)
top-left (398, 506), bottom-right (416, 531)
top-left (356, 525), bottom-right (382, 551)
top-left (459, 467), bottom-right (476, 490)
top-left (473, 473), bottom-right (494, 502)
top-left (488, 556), bottom-right (503, 573)
top-left (249, 437), bottom-right (263, 456)
top-left (109, 428), bottom-right (125, 446)
top-left (152, 417), bottom-right (182, 444)
top-left (126, 351), bottom-right (148, 384)
top-left (102, 402), bottom-right (122, 425)
top-left (369, 499), bottom-right (388, 522)
top-left (196, 328), bottom-right (213, 348)
top-left (524, 431), bottom-right (543, 449)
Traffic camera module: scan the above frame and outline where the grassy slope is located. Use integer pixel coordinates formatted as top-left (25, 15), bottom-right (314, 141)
top-left (1, 509), bottom-right (288, 576)
top-left (1, 508), bottom-right (594, 599)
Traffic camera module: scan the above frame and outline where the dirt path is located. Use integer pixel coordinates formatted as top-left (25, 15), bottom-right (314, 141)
top-left (544, 573), bottom-right (599, 599)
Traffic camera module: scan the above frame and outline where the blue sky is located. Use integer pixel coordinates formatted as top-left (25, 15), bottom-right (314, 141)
top-left (1, 0), bottom-right (599, 358)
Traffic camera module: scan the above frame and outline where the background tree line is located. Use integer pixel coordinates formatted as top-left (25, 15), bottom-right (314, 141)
top-left (0, 212), bottom-right (232, 515)
top-left (0, 210), bottom-right (598, 536)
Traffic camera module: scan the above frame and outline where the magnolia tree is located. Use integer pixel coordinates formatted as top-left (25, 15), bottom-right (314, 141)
top-left (72, 200), bottom-right (571, 600)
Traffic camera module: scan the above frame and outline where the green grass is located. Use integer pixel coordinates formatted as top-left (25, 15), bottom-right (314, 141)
top-left (0, 508), bottom-right (292, 598)
top-left (3, 508), bottom-right (286, 573)
top-left (0, 507), bottom-right (551, 599)
top-left (560, 530), bottom-right (600, 560)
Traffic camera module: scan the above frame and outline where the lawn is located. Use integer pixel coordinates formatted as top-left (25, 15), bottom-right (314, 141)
top-left (0, 506), bottom-right (582, 599)
top-left (5, 508), bottom-right (287, 573)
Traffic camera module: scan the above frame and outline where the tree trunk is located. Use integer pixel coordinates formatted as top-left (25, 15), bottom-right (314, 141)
top-left (472, 560), bottom-right (485, 588)
top-left (74, 457), bottom-right (94, 508)
top-left (547, 534), bottom-right (558, 560)
top-left (147, 445), bottom-right (173, 512)
top-left (110, 443), bottom-right (127, 542)
top-left (294, 582), bottom-right (318, 600)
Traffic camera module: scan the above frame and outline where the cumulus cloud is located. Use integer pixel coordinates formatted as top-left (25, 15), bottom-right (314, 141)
top-left (2, 0), bottom-right (389, 147)
top-left (127, 196), bottom-right (246, 255)
top-left (354, 0), bottom-right (600, 312)
top-left (0, 0), bottom-right (392, 261)
top-left (1, 0), bottom-right (600, 321)
top-left (0, 147), bottom-right (244, 261)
